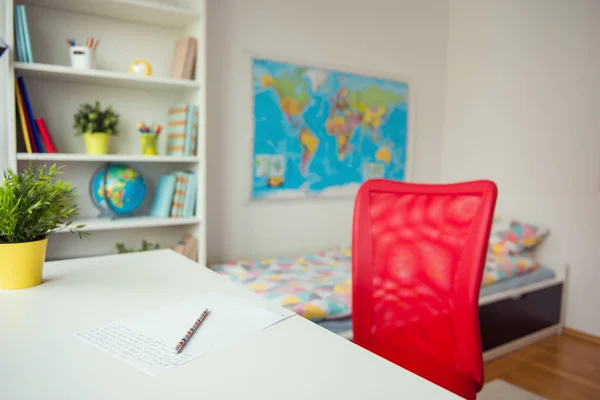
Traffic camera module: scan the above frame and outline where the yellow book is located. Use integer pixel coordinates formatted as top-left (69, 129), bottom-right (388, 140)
top-left (15, 81), bottom-right (32, 153)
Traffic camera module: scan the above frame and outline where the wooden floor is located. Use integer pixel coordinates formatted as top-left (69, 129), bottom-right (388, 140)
top-left (484, 334), bottom-right (600, 399)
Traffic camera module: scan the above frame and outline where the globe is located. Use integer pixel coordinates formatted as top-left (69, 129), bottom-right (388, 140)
top-left (90, 164), bottom-right (146, 216)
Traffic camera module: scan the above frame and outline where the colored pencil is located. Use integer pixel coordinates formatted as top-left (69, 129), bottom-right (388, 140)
top-left (173, 308), bottom-right (209, 354)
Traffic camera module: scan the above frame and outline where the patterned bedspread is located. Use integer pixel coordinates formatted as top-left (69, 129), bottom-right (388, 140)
top-left (211, 247), bottom-right (352, 322)
top-left (211, 247), bottom-right (540, 321)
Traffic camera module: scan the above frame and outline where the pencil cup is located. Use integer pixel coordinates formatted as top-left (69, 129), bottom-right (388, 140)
top-left (140, 134), bottom-right (158, 156)
top-left (70, 46), bottom-right (95, 69)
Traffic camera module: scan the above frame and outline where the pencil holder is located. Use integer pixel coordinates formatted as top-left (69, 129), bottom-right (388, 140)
top-left (70, 46), bottom-right (95, 69)
top-left (140, 134), bottom-right (158, 156)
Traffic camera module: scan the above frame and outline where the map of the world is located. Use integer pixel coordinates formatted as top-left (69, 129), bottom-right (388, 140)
top-left (252, 57), bottom-right (409, 199)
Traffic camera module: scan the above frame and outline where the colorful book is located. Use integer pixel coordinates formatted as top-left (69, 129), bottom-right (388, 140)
top-left (15, 82), bottom-right (32, 153)
top-left (36, 118), bottom-right (57, 153)
top-left (191, 106), bottom-right (199, 156)
top-left (18, 5), bottom-right (33, 63)
top-left (182, 172), bottom-right (197, 218)
top-left (166, 104), bottom-right (188, 155)
top-left (150, 174), bottom-right (177, 217)
top-left (183, 105), bottom-right (194, 156)
top-left (14, 6), bottom-right (25, 62)
top-left (17, 77), bottom-right (44, 152)
top-left (16, 79), bottom-right (37, 152)
top-left (170, 172), bottom-right (188, 217)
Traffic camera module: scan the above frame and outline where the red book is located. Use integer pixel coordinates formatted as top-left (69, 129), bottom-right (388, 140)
top-left (35, 118), bottom-right (57, 153)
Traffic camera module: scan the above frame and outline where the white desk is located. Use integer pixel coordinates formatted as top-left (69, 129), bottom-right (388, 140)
top-left (0, 250), bottom-right (461, 399)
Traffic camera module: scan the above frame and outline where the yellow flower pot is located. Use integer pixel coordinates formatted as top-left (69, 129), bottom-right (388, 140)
top-left (0, 238), bottom-right (48, 290)
top-left (83, 132), bottom-right (110, 155)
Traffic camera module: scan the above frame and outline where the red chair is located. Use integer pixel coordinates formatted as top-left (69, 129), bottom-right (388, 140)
top-left (352, 179), bottom-right (497, 399)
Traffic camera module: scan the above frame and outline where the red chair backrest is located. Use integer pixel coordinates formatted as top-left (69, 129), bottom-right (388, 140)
top-left (352, 179), bottom-right (497, 398)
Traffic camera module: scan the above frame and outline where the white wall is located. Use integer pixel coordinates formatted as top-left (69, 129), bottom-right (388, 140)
top-left (206, 0), bottom-right (449, 262)
top-left (442, 0), bottom-right (600, 335)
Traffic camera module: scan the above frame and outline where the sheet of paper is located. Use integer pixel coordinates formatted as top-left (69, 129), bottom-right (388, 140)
top-left (74, 292), bottom-right (294, 376)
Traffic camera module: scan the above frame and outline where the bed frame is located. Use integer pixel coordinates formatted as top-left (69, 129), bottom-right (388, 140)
top-left (335, 263), bottom-right (568, 361)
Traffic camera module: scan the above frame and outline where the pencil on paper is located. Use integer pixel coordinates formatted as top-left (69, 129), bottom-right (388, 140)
top-left (174, 308), bottom-right (209, 354)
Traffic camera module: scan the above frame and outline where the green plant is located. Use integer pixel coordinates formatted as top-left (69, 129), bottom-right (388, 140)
top-left (116, 239), bottom-right (160, 254)
top-left (0, 163), bottom-right (89, 243)
top-left (73, 101), bottom-right (120, 136)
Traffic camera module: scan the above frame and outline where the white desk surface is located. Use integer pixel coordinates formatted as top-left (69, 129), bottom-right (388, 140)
top-left (0, 250), bottom-right (460, 400)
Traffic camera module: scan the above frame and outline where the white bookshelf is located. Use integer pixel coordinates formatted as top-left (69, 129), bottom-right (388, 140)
top-left (15, 62), bottom-right (201, 91)
top-left (1, 0), bottom-right (207, 262)
top-left (57, 216), bottom-right (202, 233)
top-left (17, 152), bottom-right (200, 163)
top-left (16, 0), bottom-right (200, 28)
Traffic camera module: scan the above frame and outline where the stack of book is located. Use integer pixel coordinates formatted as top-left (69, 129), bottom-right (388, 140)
top-left (166, 103), bottom-right (198, 156)
top-left (15, 77), bottom-right (58, 153)
top-left (150, 171), bottom-right (197, 218)
top-left (14, 5), bottom-right (33, 63)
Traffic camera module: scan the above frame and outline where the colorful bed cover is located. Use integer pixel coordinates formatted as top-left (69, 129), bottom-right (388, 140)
top-left (211, 247), bottom-right (540, 322)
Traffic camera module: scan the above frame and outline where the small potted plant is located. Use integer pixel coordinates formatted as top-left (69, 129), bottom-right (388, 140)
top-left (74, 101), bottom-right (120, 155)
top-left (0, 163), bottom-right (88, 290)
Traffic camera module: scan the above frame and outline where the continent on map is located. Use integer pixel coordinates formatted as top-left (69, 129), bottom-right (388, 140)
top-left (261, 68), bottom-right (309, 124)
top-left (375, 146), bottom-right (392, 164)
top-left (299, 129), bottom-right (319, 174)
top-left (325, 84), bottom-right (403, 160)
top-left (261, 66), bottom-right (321, 177)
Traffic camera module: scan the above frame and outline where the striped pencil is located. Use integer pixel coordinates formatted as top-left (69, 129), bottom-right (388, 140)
top-left (173, 308), bottom-right (209, 354)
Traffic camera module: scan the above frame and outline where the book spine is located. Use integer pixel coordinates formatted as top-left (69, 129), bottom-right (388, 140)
top-left (191, 105), bottom-right (199, 156)
top-left (151, 174), bottom-right (177, 217)
top-left (15, 81), bottom-right (32, 153)
top-left (183, 106), bottom-right (194, 156)
top-left (17, 77), bottom-right (44, 152)
top-left (36, 118), bottom-right (57, 153)
top-left (176, 173), bottom-right (188, 217)
top-left (182, 172), bottom-right (197, 217)
top-left (166, 104), bottom-right (187, 155)
top-left (170, 172), bottom-right (186, 217)
top-left (14, 6), bottom-right (25, 62)
top-left (20, 5), bottom-right (33, 63)
top-left (16, 79), bottom-right (37, 152)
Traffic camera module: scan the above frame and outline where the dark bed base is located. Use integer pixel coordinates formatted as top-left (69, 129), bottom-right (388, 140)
top-left (479, 283), bottom-right (563, 351)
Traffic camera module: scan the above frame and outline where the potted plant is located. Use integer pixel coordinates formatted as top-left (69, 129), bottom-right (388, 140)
top-left (74, 101), bottom-right (120, 155)
top-left (0, 163), bottom-right (88, 290)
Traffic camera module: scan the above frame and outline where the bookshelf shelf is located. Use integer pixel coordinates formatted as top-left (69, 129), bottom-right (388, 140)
top-left (56, 216), bottom-right (202, 233)
top-left (16, 0), bottom-right (201, 28)
top-left (17, 153), bottom-right (201, 163)
top-left (14, 63), bottom-right (200, 91)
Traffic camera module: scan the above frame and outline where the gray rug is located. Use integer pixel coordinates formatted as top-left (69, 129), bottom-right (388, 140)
top-left (479, 380), bottom-right (547, 400)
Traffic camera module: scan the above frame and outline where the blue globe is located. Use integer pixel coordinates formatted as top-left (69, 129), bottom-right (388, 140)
top-left (90, 164), bottom-right (146, 216)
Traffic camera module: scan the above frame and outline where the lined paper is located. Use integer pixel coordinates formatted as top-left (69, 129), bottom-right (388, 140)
top-left (74, 292), bottom-right (294, 376)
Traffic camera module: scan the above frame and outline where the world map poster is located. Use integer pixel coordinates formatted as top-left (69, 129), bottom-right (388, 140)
top-left (251, 57), bottom-right (409, 199)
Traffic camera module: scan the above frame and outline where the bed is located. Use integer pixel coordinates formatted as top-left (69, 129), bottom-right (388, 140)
top-left (210, 217), bottom-right (566, 361)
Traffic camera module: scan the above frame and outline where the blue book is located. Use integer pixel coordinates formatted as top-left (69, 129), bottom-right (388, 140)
top-left (14, 7), bottom-right (25, 62)
top-left (183, 105), bottom-right (195, 156)
top-left (17, 77), bottom-right (45, 152)
top-left (19, 5), bottom-right (34, 63)
top-left (150, 174), bottom-right (177, 217)
top-left (182, 172), bottom-right (197, 217)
